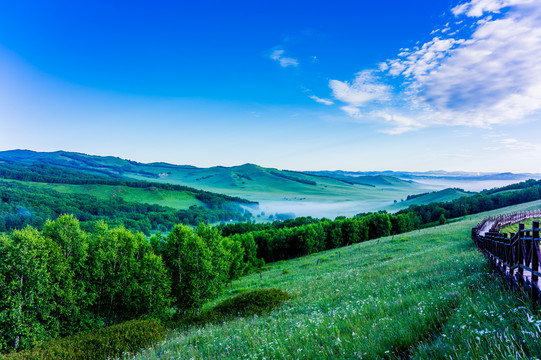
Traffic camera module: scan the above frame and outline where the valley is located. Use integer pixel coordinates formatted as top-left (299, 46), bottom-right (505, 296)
top-left (1, 150), bottom-right (535, 219)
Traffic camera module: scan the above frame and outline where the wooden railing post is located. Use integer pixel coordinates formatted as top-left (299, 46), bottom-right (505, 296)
top-left (532, 221), bottom-right (539, 301)
top-left (518, 223), bottom-right (525, 286)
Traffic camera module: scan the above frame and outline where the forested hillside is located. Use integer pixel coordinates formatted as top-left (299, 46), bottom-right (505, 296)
top-left (0, 162), bottom-right (255, 233)
top-left (0, 180), bottom-right (252, 233)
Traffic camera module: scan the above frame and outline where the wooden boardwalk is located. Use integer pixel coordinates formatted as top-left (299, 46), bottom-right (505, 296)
top-left (472, 210), bottom-right (541, 301)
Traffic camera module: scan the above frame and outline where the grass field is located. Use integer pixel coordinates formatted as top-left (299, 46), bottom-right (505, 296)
top-left (11, 181), bottom-right (205, 209)
top-left (501, 217), bottom-right (541, 235)
top-left (125, 200), bottom-right (541, 360)
top-left (387, 187), bottom-right (474, 212)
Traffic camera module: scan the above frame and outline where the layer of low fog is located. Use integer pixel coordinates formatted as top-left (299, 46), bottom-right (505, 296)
top-left (250, 178), bottom-right (534, 220)
top-left (256, 200), bottom-right (396, 219)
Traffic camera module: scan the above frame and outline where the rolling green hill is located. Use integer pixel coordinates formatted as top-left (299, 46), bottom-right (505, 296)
top-left (20, 181), bottom-right (205, 210)
top-left (387, 187), bottom-right (475, 211)
top-left (0, 150), bottom-right (439, 218)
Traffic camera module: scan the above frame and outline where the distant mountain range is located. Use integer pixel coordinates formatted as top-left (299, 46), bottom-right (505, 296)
top-left (1, 149), bottom-right (537, 218)
top-left (307, 170), bottom-right (541, 182)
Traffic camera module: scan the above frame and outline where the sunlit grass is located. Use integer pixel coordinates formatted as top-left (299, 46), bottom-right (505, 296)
top-left (500, 217), bottom-right (541, 234)
top-left (125, 200), bottom-right (541, 360)
top-left (20, 181), bottom-right (204, 209)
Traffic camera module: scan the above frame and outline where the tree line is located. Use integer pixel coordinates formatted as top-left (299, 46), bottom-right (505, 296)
top-left (219, 212), bottom-right (419, 262)
top-left (0, 215), bottom-right (259, 353)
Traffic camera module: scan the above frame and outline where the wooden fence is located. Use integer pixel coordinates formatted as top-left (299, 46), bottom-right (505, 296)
top-left (472, 210), bottom-right (541, 301)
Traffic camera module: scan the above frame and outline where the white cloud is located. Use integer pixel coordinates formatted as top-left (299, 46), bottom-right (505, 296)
top-left (330, 70), bottom-right (390, 106)
top-left (452, 0), bottom-right (535, 17)
top-left (327, 0), bottom-right (541, 135)
top-left (329, 70), bottom-right (391, 120)
top-left (309, 95), bottom-right (334, 105)
top-left (388, 37), bottom-right (462, 79)
top-left (385, 0), bottom-right (541, 128)
top-left (373, 112), bottom-right (425, 135)
top-left (270, 49), bottom-right (298, 68)
top-left (341, 105), bottom-right (363, 118)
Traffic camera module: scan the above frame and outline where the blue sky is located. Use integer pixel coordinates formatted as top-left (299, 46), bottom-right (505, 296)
top-left (1, 0), bottom-right (540, 172)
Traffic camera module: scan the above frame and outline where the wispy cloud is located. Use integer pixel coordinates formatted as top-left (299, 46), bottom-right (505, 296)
top-left (329, 0), bottom-right (541, 134)
top-left (451, 0), bottom-right (535, 17)
top-left (270, 49), bottom-right (298, 68)
top-left (309, 95), bottom-right (334, 105)
top-left (329, 70), bottom-right (391, 119)
top-left (484, 137), bottom-right (541, 152)
top-left (373, 111), bottom-right (425, 135)
top-left (388, 0), bottom-right (541, 127)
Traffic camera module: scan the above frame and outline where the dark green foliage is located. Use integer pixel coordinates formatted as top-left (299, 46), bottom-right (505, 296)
top-left (216, 179), bottom-right (541, 266)
top-left (0, 216), bottom-right (255, 355)
top-left (0, 319), bottom-right (165, 360)
top-left (270, 171), bottom-right (317, 185)
top-left (219, 212), bottom-right (414, 263)
top-left (439, 214), bottom-right (447, 225)
top-left (167, 288), bottom-right (291, 329)
top-left (213, 288), bottom-right (291, 317)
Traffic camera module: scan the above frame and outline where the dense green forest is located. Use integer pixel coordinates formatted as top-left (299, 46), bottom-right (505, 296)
top-left (0, 216), bottom-right (259, 353)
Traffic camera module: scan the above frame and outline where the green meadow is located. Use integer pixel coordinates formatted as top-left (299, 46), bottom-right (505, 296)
top-left (501, 217), bottom-right (541, 234)
top-left (126, 200), bottom-right (541, 360)
top-left (387, 187), bottom-right (474, 212)
top-left (23, 181), bottom-right (205, 209)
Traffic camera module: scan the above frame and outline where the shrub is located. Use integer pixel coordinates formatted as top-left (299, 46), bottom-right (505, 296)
top-left (0, 319), bottom-right (166, 360)
top-left (213, 288), bottom-right (291, 317)
top-left (166, 288), bottom-right (291, 329)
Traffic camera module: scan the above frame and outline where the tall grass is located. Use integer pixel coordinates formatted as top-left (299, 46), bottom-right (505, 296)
top-left (125, 201), bottom-right (541, 360)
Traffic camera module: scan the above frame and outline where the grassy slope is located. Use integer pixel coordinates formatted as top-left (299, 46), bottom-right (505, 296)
top-left (128, 200), bottom-right (541, 360)
top-left (386, 188), bottom-right (474, 212)
top-left (5, 180), bottom-right (205, 210)
top-left (128, 164), bottom-right (425, 201)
